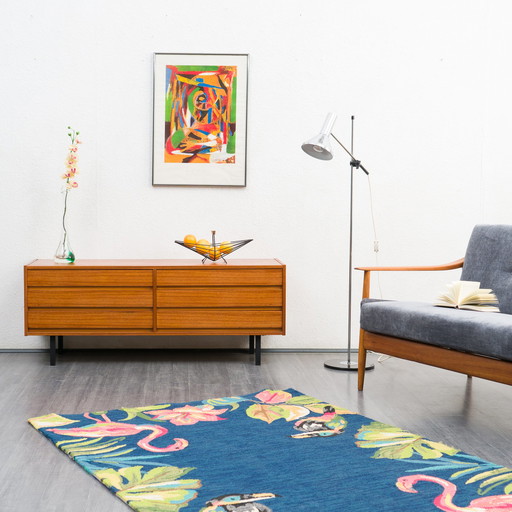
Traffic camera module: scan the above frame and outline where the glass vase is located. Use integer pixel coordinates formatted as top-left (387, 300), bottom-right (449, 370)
top-left (54, 230), bottom-right (75, 263)
top-left (54, 189), bottom-right (75, 264)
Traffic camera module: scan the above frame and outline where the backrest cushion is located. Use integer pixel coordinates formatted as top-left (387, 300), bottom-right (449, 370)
top-left (460, 225), bottom-right (512, 314)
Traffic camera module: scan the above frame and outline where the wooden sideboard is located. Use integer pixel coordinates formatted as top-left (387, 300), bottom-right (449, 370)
top-left (24, 259), bottom-right (286, 366)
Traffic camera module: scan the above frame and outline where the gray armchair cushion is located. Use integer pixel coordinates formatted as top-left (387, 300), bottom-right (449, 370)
top-left (360, 299), bottom-right (512, 362)
top-left (461, 224), bottom-right (512, 314)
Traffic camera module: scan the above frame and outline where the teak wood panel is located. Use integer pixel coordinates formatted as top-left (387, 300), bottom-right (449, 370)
top-left (156, 287), bottom-right (282, 308)
top-left (361, 331), bottom-right (512, 387)
top-left (157, 308), bottom-right (283, 329)
top-left (27, 287), bottom-right (153, 308)
top-left (26, 269), bottom-right (153, 287)
top-left (24, 260), bottom-right (285, 336)
top-left (28, 308), bottom-right (153, 329)
top-left (156, 269), bottom-right (283, 287)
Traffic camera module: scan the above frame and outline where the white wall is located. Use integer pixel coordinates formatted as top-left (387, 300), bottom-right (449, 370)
top-left (1, 0), bottom-right (511, 350)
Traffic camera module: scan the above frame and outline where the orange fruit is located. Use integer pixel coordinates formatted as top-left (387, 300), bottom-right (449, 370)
top-left (183, 234), bottom-right (196, 247)
top-left (195, 239), bottom-right (210, 255)
top-left (220, 241), bottom-right (233, 254)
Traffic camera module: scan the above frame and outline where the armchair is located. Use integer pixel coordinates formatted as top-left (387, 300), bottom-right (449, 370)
top-left (357, 225), bottom-right (512, 390)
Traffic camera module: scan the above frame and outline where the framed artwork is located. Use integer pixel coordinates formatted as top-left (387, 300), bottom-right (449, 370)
top-left (152, 53), bottom-right (249, 186)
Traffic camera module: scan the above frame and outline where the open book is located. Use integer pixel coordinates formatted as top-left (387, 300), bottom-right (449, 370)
top-left (435, 281), bottom-right (500, 312)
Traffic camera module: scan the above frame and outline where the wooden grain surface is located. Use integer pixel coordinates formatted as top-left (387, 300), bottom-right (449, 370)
top-left (156, 308), bottom-right (283, 329)
top-left (27, 287), bottom-right (154, 307)
top-left (28, 308), bottom-right (153, 329)
top-left (156, 268), bottom-right (283, 286)
top-left (26, 269), bottom-right (153, 287)
top-left (361, 331), bottom-right (512, 386)
top-left (156, 286), bottom-right (282, 307)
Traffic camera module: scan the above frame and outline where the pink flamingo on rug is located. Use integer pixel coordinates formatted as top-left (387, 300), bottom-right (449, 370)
top-left (396, 474), bottom-right (512, 511)
top-left (48, 413), bottom-right (188, 453)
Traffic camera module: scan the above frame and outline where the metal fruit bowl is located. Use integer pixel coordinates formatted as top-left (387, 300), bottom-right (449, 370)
top-left (175, 231), bottom-right (252, 263)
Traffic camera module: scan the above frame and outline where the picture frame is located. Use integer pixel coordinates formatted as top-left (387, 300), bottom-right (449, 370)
top-left (152, 53), bottom-right (249, 186)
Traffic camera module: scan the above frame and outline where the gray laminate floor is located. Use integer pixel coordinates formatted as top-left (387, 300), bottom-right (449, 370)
top-left (1, 349), bottom-right (511, 511)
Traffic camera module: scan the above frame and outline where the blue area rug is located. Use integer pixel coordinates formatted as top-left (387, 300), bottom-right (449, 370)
top-left (29, 388), bottom-right (512, 511)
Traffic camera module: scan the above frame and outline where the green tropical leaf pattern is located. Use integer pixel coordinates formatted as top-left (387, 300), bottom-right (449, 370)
top-left (246, 403), bottom-right (310, 424)
top-left (203, 396), bottom-right (248, 411)
top-left (28, 413), bottom-right (79, 429)
top-left (285, 394), bottom-right (321, 405)
top-left (466, 467), bottom-right (512, 495)
top-left (356, 421), bottom-right (459, 459)
top-left (246, 389), bottom-right (352, 425)
top-left (95, 465), bottom-right (201, 511)
top-left (119, 404), bottom-right (172, 422)
top-left (57, 437), bottom-right (134, 460)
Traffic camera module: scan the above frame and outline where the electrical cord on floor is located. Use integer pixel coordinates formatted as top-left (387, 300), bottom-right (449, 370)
top-left (366, 351), bottom-right (393, 363)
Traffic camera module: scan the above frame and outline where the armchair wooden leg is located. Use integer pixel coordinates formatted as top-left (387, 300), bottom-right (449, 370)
top-left (358, 330), bottom-right (367, 390)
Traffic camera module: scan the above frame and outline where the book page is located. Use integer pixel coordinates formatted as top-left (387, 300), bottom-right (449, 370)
top-left (435, 280), bottom-right (499, 312)
top-left (456, 281), bottom-right (480, 304)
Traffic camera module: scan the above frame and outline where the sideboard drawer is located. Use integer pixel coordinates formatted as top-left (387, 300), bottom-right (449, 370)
top-left (157, 287), bottom-right (282, 308)
top-left (156, 269), bottom-right (283, 287)
top-left (27, 308), bottom-right (153, 329)
top-left (157, 308), bottom-right (283, 329)
top-left (26, 269), bottom-right (153, 287)
top-left (27, 287), bottom-right (153, 308)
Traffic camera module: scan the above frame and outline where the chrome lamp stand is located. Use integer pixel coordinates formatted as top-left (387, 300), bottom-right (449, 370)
top-left (302, 114), bottom-right (375, 371)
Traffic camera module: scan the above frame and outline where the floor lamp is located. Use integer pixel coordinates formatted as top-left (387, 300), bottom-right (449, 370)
top-left (302, 113), bottom-right (375, 371)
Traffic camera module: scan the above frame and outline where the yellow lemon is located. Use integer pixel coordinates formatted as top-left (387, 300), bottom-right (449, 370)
top-left (183, 234), bottom-right (196, 248)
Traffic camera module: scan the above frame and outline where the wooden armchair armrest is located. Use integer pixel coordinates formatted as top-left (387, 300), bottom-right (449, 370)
top-left (357, 258), bottom-right (464, 298)
top-left (356, 258), bottom-right (464, 272)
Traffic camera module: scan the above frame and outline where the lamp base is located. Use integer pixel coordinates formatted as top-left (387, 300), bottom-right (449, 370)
top-left (324, 358), bottom-right (375, 371)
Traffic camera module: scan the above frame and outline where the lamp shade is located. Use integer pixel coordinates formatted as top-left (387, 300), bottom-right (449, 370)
top-left (301, 112), bottom-right (337, 161)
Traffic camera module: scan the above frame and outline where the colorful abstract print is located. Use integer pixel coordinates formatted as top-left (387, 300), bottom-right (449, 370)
top-left (164, 64), bottom-right (237, 164)
top-left (29, 389), bottom-right (512, 511)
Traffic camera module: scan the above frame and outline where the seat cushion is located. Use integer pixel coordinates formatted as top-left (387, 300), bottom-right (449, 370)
top-left (360, 299), bottom-right (512, 362)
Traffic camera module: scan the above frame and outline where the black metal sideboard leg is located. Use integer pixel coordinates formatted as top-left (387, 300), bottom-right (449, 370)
top-left (249, 335), bottom-right (255, 354)
top-left (49, 336), bottom-right (56, 366)
top-left (255, 335), bottom-right (261, 366)
top-left (57, 335), bottom-right (64, 354)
